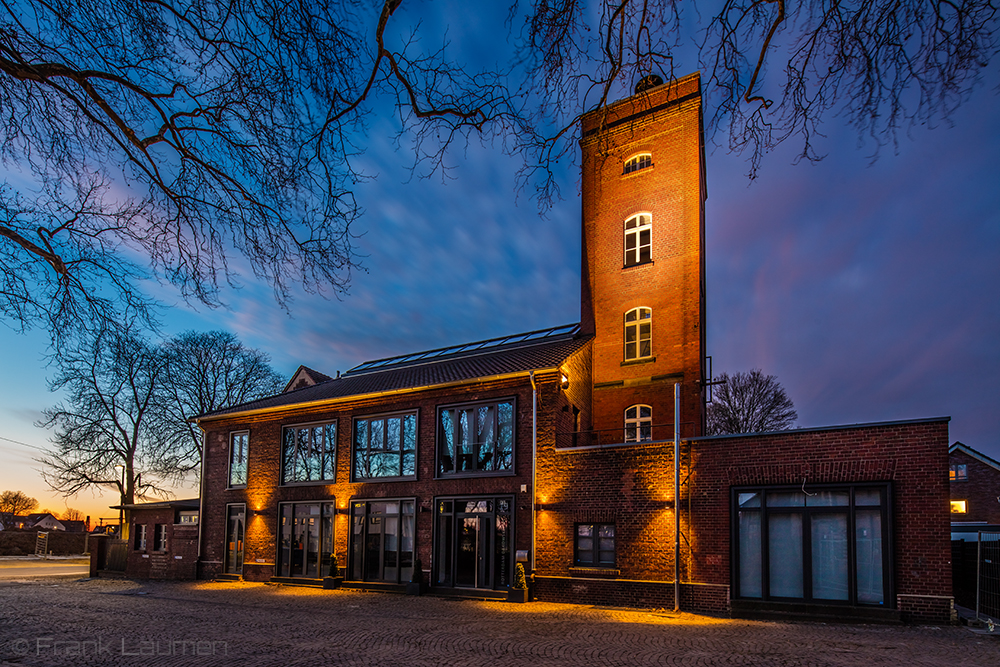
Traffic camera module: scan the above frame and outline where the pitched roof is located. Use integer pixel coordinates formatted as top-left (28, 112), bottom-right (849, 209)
top-left (282, 365), bottom-right (334, 393)
top-left (950, 442), bottom-right (1000, 471)
top-left (194, 324), bottom-right (589, 422)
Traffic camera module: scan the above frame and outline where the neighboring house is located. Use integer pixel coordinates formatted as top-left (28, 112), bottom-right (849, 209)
top-left (949, 442), bottom-right (1000, 536)
top-left (188, 73), bottom-right (953, 623)
top-left (20, 513), bottom-right (67, 531)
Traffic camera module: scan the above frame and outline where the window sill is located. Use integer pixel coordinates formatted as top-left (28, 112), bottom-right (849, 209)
top-left (434, 470), bottom-right (516, 480)
top-left (569, 567), bottom-right (620, 577)
top-left (622, 260), bottom-right (654, 270)
top-left (622, 165), bottom-right (654, 177)
top-left (226, 485), bottom-right (247, 490)
top-left (621, 356), bottom-right (656, 367)
top-left (279, 480), bottom-right (337, 487)
top-left (352, 475), bottom-right (418, 484)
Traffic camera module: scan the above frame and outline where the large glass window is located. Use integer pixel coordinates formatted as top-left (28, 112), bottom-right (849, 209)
top-left (278, 502), bottom-right (335, 579)
top-left (437, 400), bottom-right (514, 476)
top-left (353, 412), bottom-right (417, 480)
top-left (624, 307), bottom-right (652, 361)
top-left (349, 499), bottom-right (415, 584)
top-left (734, 485), bottom-right (890, 606)
top-left (624, 214), bottom-right (652, 266)
top-left (575, 523), bottom-right (615, 567)
top-left (229, 431), bottom-right (249, 487)
top-left (281, 421), bottom-right (337, 484)
top-left (624, 404), bottom-right (652, 442)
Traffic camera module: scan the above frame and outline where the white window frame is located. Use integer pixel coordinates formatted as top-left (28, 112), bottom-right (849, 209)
top-left (229, 431), bottom-right (249, 488)
top-left (625, 404), bottom-right (653, 442)
top-left (623, 152), bottom-right (652, 174)
top-left (624, 213), bottom-right (652, 266)
top-left (624, 307), bottom-right (652, 361)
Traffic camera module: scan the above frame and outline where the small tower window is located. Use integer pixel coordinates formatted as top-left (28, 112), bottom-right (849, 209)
top-left (623, 153), bottom-right (652, 174)
top-left (624, 214), bottom-right (652, 266)
top-left (624, 307), bottom-right (652, 361)
top-left (625, 405), bottom-right (652, 442)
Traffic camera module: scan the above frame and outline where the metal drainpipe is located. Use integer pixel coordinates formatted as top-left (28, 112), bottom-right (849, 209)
top-left (530, 371), bottom-right (538, 574)
top-left (674, 382), bottom-right (681, 612)
top-left (196, 425), bottom-right (206, 562)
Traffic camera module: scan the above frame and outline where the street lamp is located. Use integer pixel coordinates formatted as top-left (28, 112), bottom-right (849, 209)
top-left (114, 464), bottom-right (125, 538)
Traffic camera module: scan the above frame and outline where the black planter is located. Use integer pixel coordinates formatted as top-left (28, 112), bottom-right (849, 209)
top-left (507, 588), bottom-right (529, 603)
top-left (322, 576), bottom-right (343, 590)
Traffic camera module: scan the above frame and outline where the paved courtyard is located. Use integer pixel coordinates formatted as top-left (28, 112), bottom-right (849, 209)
top-left (1, 575), bottom-right (997, 666)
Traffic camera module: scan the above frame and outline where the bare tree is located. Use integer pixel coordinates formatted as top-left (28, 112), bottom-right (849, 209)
top-left (61, 507), bottom-right (84, 522)
top-left (1, 0), bottom-right (518, 345)
top-left (37, 332), bottom-right (171, 534)
top-left (707, 369), bottom-right (797, 435)
top-left (156, 330), bottom-right (283, 473)
top-left (2, 1), bottom-right (996, 344)
top-left (0, 490), bottom-right (38, 526)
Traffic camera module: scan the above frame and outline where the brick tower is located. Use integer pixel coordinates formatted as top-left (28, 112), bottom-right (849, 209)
top-left (580, 73), bottom-right (706, 439)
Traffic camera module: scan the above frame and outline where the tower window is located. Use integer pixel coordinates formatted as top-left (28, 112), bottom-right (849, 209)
top-left (623, 153), bottom-right (652, 174)
top-left (624, 214), bottom-right (652, 266)
top-left (625, 405), bottom-right (652, 442)
top-left (624, 307), bottom-right (652, 361)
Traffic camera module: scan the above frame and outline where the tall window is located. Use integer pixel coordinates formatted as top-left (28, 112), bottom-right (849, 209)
top-left (624, 307), bottom-right (652, 361)
top-left (281, 421), bottom-right (337, 484)
top-left (153, 524), bottom-right (168, 552)
top-left (734, 485), bottom-right (890, 605)
top-left (437, 399), bottom-right (515, 476)
top-left (623, 153), bottom-right (652, 174)
top-left (350, 499), bottom-right (415, 584)
top-left (134, 524), bottom-right (147, 551)
top-left (353, 412), bottom-right (417, 480)
top-left (625, 405), bottom-right (652, 442)
top-left (575, 523), bottom-right (615, 567)
top-left (624, 214), bottom-right (652, 266)
top-left (229, 431), bottom-right (249, 487)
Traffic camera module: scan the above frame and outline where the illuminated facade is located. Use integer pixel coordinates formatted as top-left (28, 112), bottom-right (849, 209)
top-left (191, 74), bottom-right (953, 622)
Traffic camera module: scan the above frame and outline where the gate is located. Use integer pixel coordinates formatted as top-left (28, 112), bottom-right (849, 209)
top-left (975, 531), bottom-right (1000, 623)
top-left (97, 538), bottom-right (128, 572)
top-left (35, 531), bottom-right (48, 557)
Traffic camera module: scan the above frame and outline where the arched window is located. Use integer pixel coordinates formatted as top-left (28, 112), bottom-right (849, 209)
top-left (623, 153), bottom-right (652, 174)
top-left (625, 405), bottom-right (652, 442)
top-left (624, 213), bottom-right (652, 266)
top-left (624, 307), bottom-right (652, 361)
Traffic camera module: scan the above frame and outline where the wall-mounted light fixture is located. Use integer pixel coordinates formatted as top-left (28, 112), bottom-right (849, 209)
top-left (560, 373), bottom-right (570, 389)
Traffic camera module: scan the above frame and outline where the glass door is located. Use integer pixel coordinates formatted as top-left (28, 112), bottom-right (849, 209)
top-left (225, 505), bottom-right (245, 575)
top-left (436, 497), bottom-right (511, 590)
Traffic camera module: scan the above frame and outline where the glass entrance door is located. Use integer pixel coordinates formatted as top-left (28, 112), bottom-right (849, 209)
top-left (225, 505), bottom-right (245, 575)
top-left (436, 497), bottom-right (512, 590)
top-left (349, 499), bottom-right (415, 583)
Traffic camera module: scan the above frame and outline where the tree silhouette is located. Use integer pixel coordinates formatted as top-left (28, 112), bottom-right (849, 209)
top-left (707, 369), bottom-right (797, 435)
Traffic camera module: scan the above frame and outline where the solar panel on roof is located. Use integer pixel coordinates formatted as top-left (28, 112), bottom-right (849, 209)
top-left (346, 323), bottom-right (580, 374)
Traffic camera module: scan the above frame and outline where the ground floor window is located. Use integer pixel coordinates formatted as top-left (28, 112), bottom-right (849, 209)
top-left (225, 505), bottom-right (245, 575)
top-left (435, 496), bottom-right (512, 590)
top-left (349, 499), bottom-right (415, 584)
top-left (733, 484), bottom-right (891, 605)
top-left (278, 502), bottom-right (335, 578)
top-left (574, 523), bottom-right (615, 567)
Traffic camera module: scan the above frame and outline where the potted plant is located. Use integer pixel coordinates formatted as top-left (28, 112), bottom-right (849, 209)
top-left (508, 563), bottom-right (529, 603)
top-left (323, 555), bottom-right (343, 590)
top-left (406, 558), bottom-right (427, 595)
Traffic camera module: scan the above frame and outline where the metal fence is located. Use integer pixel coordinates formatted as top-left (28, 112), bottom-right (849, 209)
top-left (976, 531), bottom-right (1000, 623)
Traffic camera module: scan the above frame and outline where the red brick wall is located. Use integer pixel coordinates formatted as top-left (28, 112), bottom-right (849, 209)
top-left (949, 449), bottom-right (1000, 524)
top-left (199, 371), bottom-right (564, 581)
top-left (126, 507), bottom-right (198, 580)
top-left (579, 73), bottom-right (706, 436)
top-left (535, 418), bottom-right (953, 620)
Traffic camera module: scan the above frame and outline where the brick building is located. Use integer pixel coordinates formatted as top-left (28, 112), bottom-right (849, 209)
top-left (192, 73), bottom-right (953, 622)
top-left (949, 442), bottom-right (1000, 528)
top-left (106, 499), bottom-right (200, 579)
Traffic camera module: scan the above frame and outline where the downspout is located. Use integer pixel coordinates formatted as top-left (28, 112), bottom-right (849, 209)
top-left (674, 382), bottom-right (681, 612)
top-left (196, 424), bottom-right (206, 564)
top-left (530, 370), bottom-right (538, 575)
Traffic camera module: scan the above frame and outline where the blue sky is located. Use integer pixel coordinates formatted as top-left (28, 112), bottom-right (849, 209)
top-left (1, 31), bottom-right (997, 522)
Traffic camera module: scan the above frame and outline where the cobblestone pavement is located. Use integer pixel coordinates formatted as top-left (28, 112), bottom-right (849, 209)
top-left (1, 576), bottom-right (997, 667)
